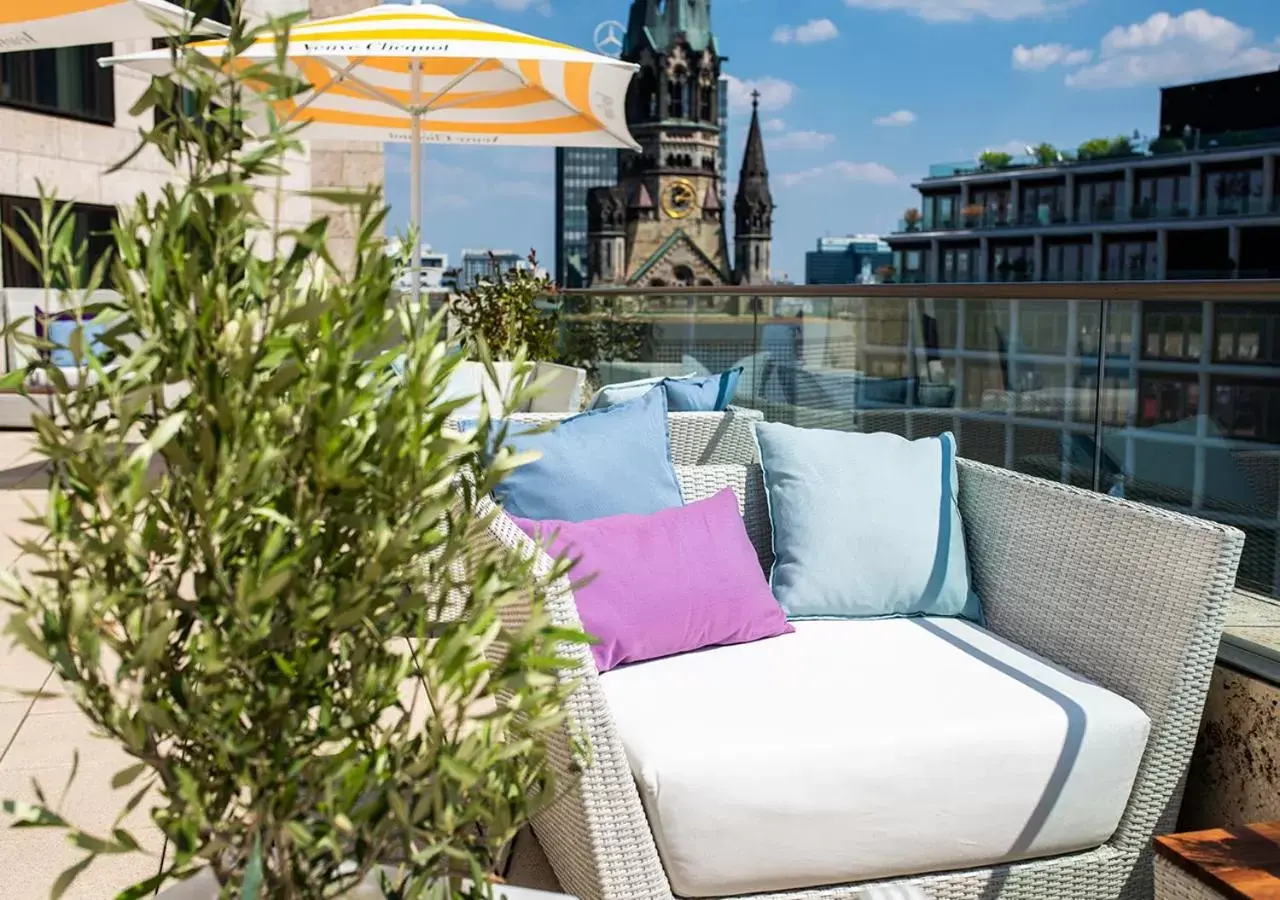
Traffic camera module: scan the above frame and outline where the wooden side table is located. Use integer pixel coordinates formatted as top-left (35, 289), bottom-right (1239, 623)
top-left (1156, 822), bottom-right (1280, 899)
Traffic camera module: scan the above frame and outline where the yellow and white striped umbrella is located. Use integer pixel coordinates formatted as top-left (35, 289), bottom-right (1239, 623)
top-left (105, 2), bottom-right (638, 299)
top-left (104, 2), bottom-right (639, 149)
top-left (0, 0), bottom-right (226, 52)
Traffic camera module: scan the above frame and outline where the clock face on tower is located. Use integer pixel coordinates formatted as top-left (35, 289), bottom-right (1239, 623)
top-left (662, 179), bottom-right (698, 219)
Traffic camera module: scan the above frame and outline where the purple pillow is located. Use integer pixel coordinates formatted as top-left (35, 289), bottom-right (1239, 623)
top-left (511, 488), bottom-right (792, 673)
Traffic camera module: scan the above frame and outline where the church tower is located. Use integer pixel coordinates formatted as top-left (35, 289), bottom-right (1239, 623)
top-left (733, 91), bottom-right (774, 285)
top-left (587, 0), bottom-right (730, 287)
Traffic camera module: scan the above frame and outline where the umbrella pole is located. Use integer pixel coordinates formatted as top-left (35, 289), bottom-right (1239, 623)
top-left (409, 0), bottom-right (422, 310)
top-left (410, 108), bottom-right (422, 311)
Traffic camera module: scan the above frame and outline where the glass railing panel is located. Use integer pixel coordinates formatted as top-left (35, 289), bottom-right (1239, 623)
top-left (1102, 293), bottom-right (1280, 596)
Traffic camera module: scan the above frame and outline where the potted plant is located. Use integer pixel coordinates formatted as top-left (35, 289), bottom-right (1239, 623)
top-left (902, 208), bottom-right (923, 232)
top-left (0, 12), bottom-right (587, 900)
top-left (961, 203), bottom-right (985, 227)
top-left (446, 251), bottom-right (572, 413)
top-left (978, 150), bottom-right (1013, 171)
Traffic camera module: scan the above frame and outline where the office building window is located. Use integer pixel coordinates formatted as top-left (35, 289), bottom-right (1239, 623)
top-left (925, 194), bottom-right (958, 229)
top-left (1076, 179), bottom-right (1122, 223)
top-left (1212, 379), bottom-right (1280, 443)
top-left (1138, 376), bottom-right (1199, 427)
top-left (1203, 167), bottom-right (1264, 216)
top-left (1143, 303), bottom-right (1202, 361)
top-left (1134, 172), bottom-right (1192, 218)
top-left (940, 246), bottom-right (977, 283)
top-left (1216, 304), bottom-right (1280, 363)
top-left (1020, 184), bottom-right (1065, 226)
top-left (990, 243), bottom-right (1033, 282)
top-left (0, 195), bottom-right (117, 289)
top-left (971, 188), bottom-right (1010, 226)
top-left (1044, 242), bottom-right (1094, 282)
top-left (0, 44), bottom-right (114, 124)
top-left (1104, 239), bottom-right (1158, 281)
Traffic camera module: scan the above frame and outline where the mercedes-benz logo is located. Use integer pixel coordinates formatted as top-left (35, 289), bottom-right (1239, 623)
top-left (593, 20), bottom-right (624, 57)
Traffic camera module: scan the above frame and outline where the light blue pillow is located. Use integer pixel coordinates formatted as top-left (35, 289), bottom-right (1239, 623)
top-left (491, 387), bottom-right (684, 522)
top-left (589, 373), bottom-right (692, 410)
top-left (661, 368), bottom-right (743, 412)
top-left (754, 423), bottom-right (981, 622)
top-left (44, 316), bottom-right (109, 367)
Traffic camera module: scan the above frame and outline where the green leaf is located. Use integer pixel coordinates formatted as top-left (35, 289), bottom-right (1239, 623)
top-left (127, 411), bottom-right (187, 468)
top-left (110, 763), bottom-right (149, 790)
top-left (2, 800), bottom-right (68, 828)
top-left (51, 855), bottom-right (95, 900)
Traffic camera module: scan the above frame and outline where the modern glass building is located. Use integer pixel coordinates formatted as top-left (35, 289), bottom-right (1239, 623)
top-left (805, 235), bottom-right (893, 285)
top-left (554, 147), bottom-right (619, 288)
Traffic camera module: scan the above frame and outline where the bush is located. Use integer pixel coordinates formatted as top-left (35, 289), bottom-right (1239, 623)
top-left (1149, 136), bottom-right (1187, 155)
top-left (0, 10), bottom-right (586, 899)
top-left (449, 250), bottom-right (558, 361)
top-left (979, 150), bottom-right (1014, 170)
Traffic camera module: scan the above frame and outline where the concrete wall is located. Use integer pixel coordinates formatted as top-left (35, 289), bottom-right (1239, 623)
top-left (1180, 664), bottom-right (1280, 831)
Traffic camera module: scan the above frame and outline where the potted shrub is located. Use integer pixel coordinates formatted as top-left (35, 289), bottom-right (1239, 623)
top-left (1030, 143), bottom-right (1060, 167)
top-left (978, 150), bottom-right (1013, 171)
top-left (961, 203), bottom-right (985, 227)
top-left (0, 13), bottom-right (587, 900)
top-left (446, 251), bottom-right (573, 413)
top-left (1076, 137), bottom-right (1112, 161)
top-left (902, 208), bottom-right (923, 231)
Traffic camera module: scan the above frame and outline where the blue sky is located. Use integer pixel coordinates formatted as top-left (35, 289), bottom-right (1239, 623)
top-left (383, 0), bottom-right (1280, 281)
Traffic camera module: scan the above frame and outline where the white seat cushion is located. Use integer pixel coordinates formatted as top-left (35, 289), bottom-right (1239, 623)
top-left (599, 618), bottom-right (1150, 897)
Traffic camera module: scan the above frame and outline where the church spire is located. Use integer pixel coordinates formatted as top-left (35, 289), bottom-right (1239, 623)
top-left (736, 91), bottom-right (772, 208)
top-left (733, 91), bottom-right (774, 285)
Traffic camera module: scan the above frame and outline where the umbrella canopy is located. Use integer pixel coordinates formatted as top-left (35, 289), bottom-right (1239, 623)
top-left (104, 3), bottom-right (639, 149)
top-left (105, 2), bottom-right (639, 301)
top-left (0, 0), bottom-right (226, 51)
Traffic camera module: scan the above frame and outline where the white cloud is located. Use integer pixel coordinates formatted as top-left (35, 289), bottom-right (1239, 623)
top-left (1065, 10), bottom-right (1280, 88)
top-left (873, 109), bottom-right (917, 127)
top-left (762, 117), bottom-right (787, 133)
top-left (772, 18), bottom-right (840, 44)
top-left (1012, 42), bottom-right (1093, 70)
top-left (843, 0), bottom-right (1081, 23)
top-left (780, 161), bottom-right (900, 188)
top-left (724, 75), bottom-right (797, 113)
top-left (770, 130), bottom-right (837, 150)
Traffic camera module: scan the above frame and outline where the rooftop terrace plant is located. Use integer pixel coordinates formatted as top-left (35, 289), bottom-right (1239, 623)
top-left (978, 150), bottom-right (1013, 171)
top-left (0, 5), bottom-right (586, 899)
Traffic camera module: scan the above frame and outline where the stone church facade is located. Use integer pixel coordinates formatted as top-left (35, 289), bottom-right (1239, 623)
top-left (586, 0), bottom-right (774, 288)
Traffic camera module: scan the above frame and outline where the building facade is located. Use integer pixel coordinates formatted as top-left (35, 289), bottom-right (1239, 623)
top-left (554, 146), bottom-right (619, 287)
top-left (887, 71), bottom-right (1280, 286)
top-left (584, 0), bottom-right (773, 288)
top-left (805, 235), bottom-right (893, 285)
top-left (458, 249), bottom-right (548, 290)
top-left (0, 0), bottom-right (382, 290)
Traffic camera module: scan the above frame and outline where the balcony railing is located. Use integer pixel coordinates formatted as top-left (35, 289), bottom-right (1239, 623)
top-left (895, 195), bottom-right (1280, 235)
top-left (559, 281), bottom-right (1280, 610)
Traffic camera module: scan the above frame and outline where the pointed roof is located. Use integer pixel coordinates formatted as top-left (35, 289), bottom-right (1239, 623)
top-left (626, 228), bottom-right (729, 285)
top-left (735, 91), bottom-right (772, 210)
top-left (632, 182), bottom-right (655, 209)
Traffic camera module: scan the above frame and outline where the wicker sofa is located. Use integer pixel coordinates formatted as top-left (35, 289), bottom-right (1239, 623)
top-left (480, 409), bottom-right (1243, 900)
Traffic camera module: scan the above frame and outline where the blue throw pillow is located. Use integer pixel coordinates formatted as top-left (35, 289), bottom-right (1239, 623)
top-left (38, 310), bottom-right (109, 367)
top-left (754, 423), bottom-right (981, 622)
top-left (589, 373), bottom-right (692, 410)
top-left (491, 387), bottom-right (684, 522)
top-left (661, 368), bottom-right (743, 412)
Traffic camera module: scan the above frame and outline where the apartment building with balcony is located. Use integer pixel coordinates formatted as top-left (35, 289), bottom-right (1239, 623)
top-left (887, 70), bottom-right (1280, 286)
